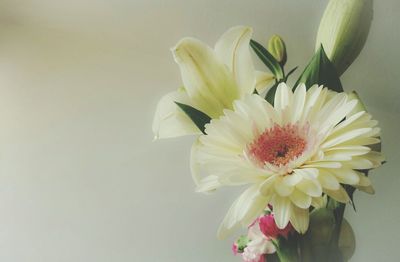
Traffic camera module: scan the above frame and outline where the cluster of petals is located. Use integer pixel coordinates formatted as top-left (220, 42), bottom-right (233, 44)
top-left (151, 26), bottom-right (384, 239)
top-left (234, 217), bottom-right (276, 262)
top-left (152, 26), bottom-right (273, 140)
top-left (194, 83), bottom-right (384, 238)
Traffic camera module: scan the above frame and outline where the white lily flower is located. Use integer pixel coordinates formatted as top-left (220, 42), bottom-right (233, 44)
top-left (152, 26), bottom-right (274, 139)
top-left (316, 0), bottom-right (373, 76)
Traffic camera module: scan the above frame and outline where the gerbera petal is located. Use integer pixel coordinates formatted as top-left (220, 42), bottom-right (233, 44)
top-left (321, 128), bottom-right (372, 149)
top-left (356, 172), bottom-right (372, 187)
top-left (357, 185), bottom-right (375, 194)
top-left (190, 139), bottom-right (202, 186)
top-left (214, 26), bottom-right (255, 96)
top-left (217, 185), bottom-right (268, 239)
top-left (152, 89), bottom-right (202, 139)
top-left (293, 168), bottom-right (319, 180)
top-left (274, 82), bottom-right (292, 111)
top-left (325, 186), bottom-right (351, 203)
top-left (329, 168), bottom-right (360, 185)
top-left (324, 145), bottom-right (371, 156)
top-left (296, 178), bottom-right (322, 197)
top-left (303, 161), bottom-right (342, 169)
top-left (317, 95), bottom-right (357, 134)
top-left (196, 175), bottom-right (221, 193)
top-left (172, 37), bottom-right (239, 117)
top-left (300, 85), bottom-right (323, 123)
top-left (311, 196), bottom-right (327, 209)
top-left (289, 189), bottom-right (312, 209)
top-left (282, 172), bottom-right (303, 186)
top-left (290, 204), bottom-right (309, 234)
top-left (274, 176), bottom-right (294, 196)
top-left (240, 193), bottom-right (270, 227)
top-left (344, 157), bottom-right (374, 170)
top-left (272, 196), bottom-right (291, 229)
top-left (260, 175), bottom-right (278, 196)
top-left (290, 84), bottom-right (306, 123)
top-left (318, 170), bottom-right (341, 190)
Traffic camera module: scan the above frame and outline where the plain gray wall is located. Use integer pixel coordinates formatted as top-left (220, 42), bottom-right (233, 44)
top-left (0, 0), bottom-right (398, 261)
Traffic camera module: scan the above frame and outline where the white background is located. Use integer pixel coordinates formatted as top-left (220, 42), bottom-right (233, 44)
top-left (0, 0), bottom-right (398, 261)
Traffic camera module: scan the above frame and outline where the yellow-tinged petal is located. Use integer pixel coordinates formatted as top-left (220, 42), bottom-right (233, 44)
top-left (255, 71), bottom-right (274, 94)
top-left (274, 82), bottom-right (292, 112)
top-left (214, 26), bottom-right (255, 96)
top-left (274, 176), bottom-right (294, 196)
top-left (282, 172), bottom-right (302, 186)
top-left (290, 84), bottom-right (306, 123)
top-left (152, 89), bottom-right (201, 139)
top-left (190, 138), bottom-right (202, 186)
top-left (272, 196), bottom-right (291, 229)
top-left (318, 170), bottom-right (341, 190)
top-left (289, 189), bottom-right (312, 209)
top-left (217, 185), bottom-right (268, 239)
top-left (172, 37), bottom-right (239, 118)
top-left (260, 175), bottom-right (278, 196)
top-left (330, 168), bottom-right (360, 185)
top-left (356, 171), bottom-right (371, 187)
top-left (196, 175), bottom-right (220, 193)
top-left (357, 184), bottom-right (375, 194)
top-left (296, 178), bottom-right (323, 197)
top-left (311, 195), bottom-right (327, 209)
top-left (325, 186), bottom-right (351, 203)
top-left (290, 204), bottom-right (309, 234)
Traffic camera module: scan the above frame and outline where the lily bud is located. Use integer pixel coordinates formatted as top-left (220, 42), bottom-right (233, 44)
top-left (268, 35), bottom-right (287, 66)
top-left (316, 0), bottom-right (373, 76)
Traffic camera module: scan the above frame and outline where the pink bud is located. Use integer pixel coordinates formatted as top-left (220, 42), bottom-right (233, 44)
top-left (232, 243), bottom-right (239, 256)
top-left (259, 214), bottom-right (293, 239)
top-left (257, 254), bottom-right (265, 262)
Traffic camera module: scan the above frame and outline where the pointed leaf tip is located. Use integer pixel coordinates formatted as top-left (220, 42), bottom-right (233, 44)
top-left (175, 102), bottom-right (211, 134)
top-left (250, 39), bottom-right (284, 80)
top-left (295, 45), bottom-right (343, 92)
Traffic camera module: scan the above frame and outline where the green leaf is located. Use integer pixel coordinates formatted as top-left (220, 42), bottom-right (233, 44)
top-left (274, 235), bottom-right (300, 262)
top-left (294, 45), bottom-right (343, 92)
top-left (250, 39), bottom-right (284, 80)
top-left (284, 66), bottom-right (298, 81)
top-left (175, 102), bottom-right (211, 134)
top-left (265, 253), bottom-right (280, 262)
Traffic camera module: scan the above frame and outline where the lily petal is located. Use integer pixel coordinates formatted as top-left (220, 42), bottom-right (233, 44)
top-left (255, 71), bottom-right (275, 94)
top-left (215, 26), bottom-right (255, 96)
top-left (152, 89), bottom-right (201, 139)
top-left (173, 37), bottom-right (239, 118)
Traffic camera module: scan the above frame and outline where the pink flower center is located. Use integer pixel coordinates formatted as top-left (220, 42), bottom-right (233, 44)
top-left (248, 124), bottom-right (306, 166)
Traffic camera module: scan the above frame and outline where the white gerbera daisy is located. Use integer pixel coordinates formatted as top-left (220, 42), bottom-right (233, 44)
top-left (194, 83), bottom-right (384, 238)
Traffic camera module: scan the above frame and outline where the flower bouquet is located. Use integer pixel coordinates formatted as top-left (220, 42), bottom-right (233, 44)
top-left (153, 0), bottom-right (384, 261)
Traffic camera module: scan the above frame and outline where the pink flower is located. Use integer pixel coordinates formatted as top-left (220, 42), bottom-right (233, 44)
top-left (240, 218), bottom-right (276, 262)
top-left (259, 214), bottom-right (293, 239)
top-left (232, 242), bottom-right (239, 255)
